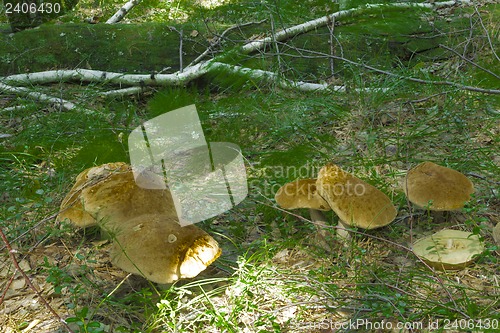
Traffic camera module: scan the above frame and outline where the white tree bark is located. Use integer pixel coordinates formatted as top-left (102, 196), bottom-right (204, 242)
top-left (2, 63), bottom-right (337, 92)
top-left (1, 0), bottom-right (492, 112)
top-left (106, 0), bottom-right (143, 24)
top-left (240, 0), bottom-right (472, 55)
top-left (0, 82), bottom-right (78, 111)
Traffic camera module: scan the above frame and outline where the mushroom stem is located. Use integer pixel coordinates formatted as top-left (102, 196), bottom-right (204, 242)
top-left (309, 208), bottom-right (328, 226)
top-left (309, 209), bottom-right (351, 247)
top-left (425, 209), bottom-right (446, 223)
top-left (336, 220), bottom-right (351, 243)
top-left (309, 209), bottom-right (332, 252)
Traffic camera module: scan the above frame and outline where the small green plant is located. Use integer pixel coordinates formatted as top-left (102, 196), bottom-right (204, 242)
top-left (42, 256), bottom-right (76, 295)
top-left (66, 306), bottom-right (106, 333)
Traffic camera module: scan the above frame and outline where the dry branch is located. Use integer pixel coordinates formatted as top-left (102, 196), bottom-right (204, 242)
top-left (0, 226), bottom-right (76, 333)
top-left (303, 49), bottom-right (500, 94)
top-left (240, 0), bottom-right (472, 55)
top-left (0, 82), bottom-right (79, 111)
top-left (106, 0), bottom-right (142, 24)
top-left (1, 0), bottom-right (494, 110)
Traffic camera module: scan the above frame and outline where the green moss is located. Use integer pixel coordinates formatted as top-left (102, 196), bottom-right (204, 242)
top-left (0, 22), bottom-right (208, 74)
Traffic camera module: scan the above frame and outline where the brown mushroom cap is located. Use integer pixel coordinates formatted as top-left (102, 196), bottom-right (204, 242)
top-left (413, 229), bottom-right (484, 270)
top-left (78, 165), bottom-right (177, 223)
top-left (57, 162), bottom-right (221, 283)
top-left (316, 164), bottom-right (397, 229)
top-left (56, 162), bottom-right (130, 227)
top-left (275, 178), bottom-right (331, 211)
top-left (107, 214), bottom-right (221, 284)
top-left (404, 162), bottom-right (474, 211)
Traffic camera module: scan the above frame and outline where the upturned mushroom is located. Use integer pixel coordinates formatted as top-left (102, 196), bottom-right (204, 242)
top-left (107, 214), bottom-right (221, 283)
top-left (315, 164), bottom-right (397, 238)
top-left (412, 229), bottom-right (484, 270)
top-left (404, 162), bottom-right (474, 212)
top-left (57, 162), bottom-right (221, 284)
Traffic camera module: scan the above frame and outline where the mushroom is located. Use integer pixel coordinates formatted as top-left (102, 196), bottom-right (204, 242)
top-left (107, 214), bottom-right (221, 283)
top-left (493, 223), bottom-right (500, 253)
top-left (404, 161), bottom-right (474, 214)
top-left (315, 164), bottom-right (397, 239)
top-left (412, 229), bottom-right (484, 270)
top-left (275, 179), bottom-right (333, 248)
top-left (56, 162), bottom-right (130, 227)
top-left (57, 162), bottom-right (221, 284)
top-left (275, 178), bottom-right (330, 212)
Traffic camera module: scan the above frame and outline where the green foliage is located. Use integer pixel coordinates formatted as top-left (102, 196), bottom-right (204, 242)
top-left (146, 87), bottom-right (202, 118)
top-left (42, 256), bottom-right (78, 295)
top-left (1, 1), bottom-right (498, 332)
top-left (66, 307), bottom-right (106, 333)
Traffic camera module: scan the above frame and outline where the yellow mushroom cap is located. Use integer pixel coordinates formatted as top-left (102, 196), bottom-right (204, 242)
top-left (107, 214), bottom-right (221, 284)
top-left (316, 164), bottom-right (397, 229)
top-left (56, 162), bottom-right (130, 227)
top-left (275, 178), bottom-right (331, 211)
top-left (404, 162), bottom-right (474, 211)
top-left (78, 165), bottom-right (177, 223)
top-left (57, 162), bottom-right (221, 283)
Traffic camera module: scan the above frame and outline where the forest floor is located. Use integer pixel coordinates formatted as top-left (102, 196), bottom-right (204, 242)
top-left (1, 0), bottom-right (499, 332)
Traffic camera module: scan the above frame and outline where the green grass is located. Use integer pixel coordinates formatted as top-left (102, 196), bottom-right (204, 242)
top-left (1, 1), bottom-right (499, 332)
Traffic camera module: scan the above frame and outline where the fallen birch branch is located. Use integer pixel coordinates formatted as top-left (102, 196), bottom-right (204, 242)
top-left (1, 0), bottom-right (491, 103)
top-left (106, 0), bottom-right (142, 24)
top-left (240, 0), bottom-right (472, 55)
top-left (0, 82), bottom-right (79, 111)
top-left (1, 63), bottom-right (209, 86)
top-left (101, 86), bottom-right (148, 97)
top-left (1, 63), bottom-right (338, 92)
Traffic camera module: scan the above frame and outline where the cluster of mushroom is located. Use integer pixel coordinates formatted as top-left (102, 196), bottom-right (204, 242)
top-left (275, 161), bottom-right (485, 270)
top-left (56, 162), bottom-right (221, 284)
top-left (404, 162), bottom-right (484, 270)
top-left (275, 164), bottom-right (397, 240)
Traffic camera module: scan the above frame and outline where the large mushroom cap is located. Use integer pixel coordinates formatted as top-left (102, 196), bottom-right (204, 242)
top-left (57, 162), bottom-right (221, 283)
top-left (413, 229), bottom-right (484, 270)
top-left (79, 165), bottom-right (177, 223)
top-left (56, 162), bottom-right (130, 227)
top-left (275, 179), bottom-right (331, 211)
top-left (107, 214), bottom-right (221, 284)
top-left (404, 162), bottom-right (474, 211)
top-left (316, 164), bottom-right (397, 230)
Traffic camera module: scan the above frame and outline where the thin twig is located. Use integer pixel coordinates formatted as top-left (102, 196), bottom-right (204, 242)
top-left (270, 13), bottom-right (282, 71)
top-left (0, 227), bottom-right (76, 333)
top-left (473, 2), bottom-right (499, 62)
top-left (439, 44), bottom-right (500, 80)
top-left (304, 48), bottom-right (500, 94)
top-left (169, 26), bottom-right (184, 73)
top-left (179, 28), bottom-right (183, 73)
top-left (404, 91), bottom-right (452, 104)
top-left (188, 19), bottom-right (267, 67)
top-left (328, 16), bottom-right (335, 77)
top-left (0, 270), bottom-right (16, 305)
top-left (0, 211), bottom-right (60, 252)
top-left (467, 172), bottom-right (500, 185)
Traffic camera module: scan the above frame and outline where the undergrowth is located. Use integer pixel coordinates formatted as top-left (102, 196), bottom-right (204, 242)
top-left (1, 0), bottom-right (499, 332)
